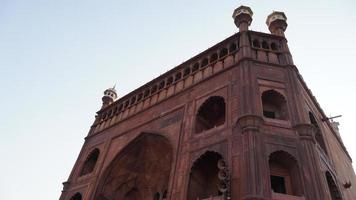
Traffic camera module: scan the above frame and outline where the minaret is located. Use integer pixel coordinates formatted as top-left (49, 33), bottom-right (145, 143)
top-left (266, 11), bottom-right (287, 37)
top-left (232, 5), bottom-right (253, 32)
top-left (101, 86), bottom-right (117, 109)
top-left (266, 11), bottom-right (293, 65)
top-left (232, 5), bottom-right (253, 60)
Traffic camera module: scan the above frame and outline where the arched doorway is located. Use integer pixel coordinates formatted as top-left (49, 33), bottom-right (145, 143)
top-left (94, 133), bottom-right (173, 200)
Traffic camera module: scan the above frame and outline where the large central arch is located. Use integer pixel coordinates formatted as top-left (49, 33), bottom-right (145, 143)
top-left (94, 133), bottom-right (173, 200)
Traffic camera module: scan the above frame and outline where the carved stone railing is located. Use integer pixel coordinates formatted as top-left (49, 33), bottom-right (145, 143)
top-left (249, 31), bottom-right (283, 64)
top-left (91, 33), bottom-right (241, 135)
top-left (90, 31), bottom-right (288, 136)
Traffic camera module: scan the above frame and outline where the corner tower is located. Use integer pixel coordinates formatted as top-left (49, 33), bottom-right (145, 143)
top-left (60, 5), bottom-right (356, 200)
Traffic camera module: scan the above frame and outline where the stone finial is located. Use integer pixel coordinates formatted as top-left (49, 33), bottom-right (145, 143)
top-left (232, 5), bottom-right (253, 32)
top-left (266, 11), bottom-right (287, 36)
top-left (102, 86), bottom-right (117, 108)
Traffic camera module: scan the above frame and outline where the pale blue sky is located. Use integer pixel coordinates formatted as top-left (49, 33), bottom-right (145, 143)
top-left (1, 1), bottom-right (355, 199)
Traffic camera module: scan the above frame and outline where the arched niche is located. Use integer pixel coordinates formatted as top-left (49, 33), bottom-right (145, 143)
top-left (94, 133), bottom-right (173, 200)
top-left (262, 90), bottom-right (288, 120)
top-left (187, 151), bottom-right (228, 200)
top-left (80, 148), bottom-right (100, 176)
top-left (269, 151), bottom-right (303, 196)
top-left (195, 96), bottom-right (226, 134)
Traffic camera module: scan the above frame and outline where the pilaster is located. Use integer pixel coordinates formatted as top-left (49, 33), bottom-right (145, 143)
top-left (294, 124), bottom-right (327, 200)
top-left (236, 115), bottom-right (269, 200)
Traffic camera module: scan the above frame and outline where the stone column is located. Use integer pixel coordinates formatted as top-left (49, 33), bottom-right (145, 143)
top-left (294, 124), bottom-right (327, 200)
top-left (236, 115), bottom-right (269, 200)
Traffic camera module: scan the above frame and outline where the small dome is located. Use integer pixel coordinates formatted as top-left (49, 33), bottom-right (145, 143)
top-left (102, 85), bottom-right (118, 108)
top-left (103, 86), bottom-right (117, 100)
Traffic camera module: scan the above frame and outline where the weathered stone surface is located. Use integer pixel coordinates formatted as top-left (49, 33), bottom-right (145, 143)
top-left (60, 6), bottom-right (356, 200)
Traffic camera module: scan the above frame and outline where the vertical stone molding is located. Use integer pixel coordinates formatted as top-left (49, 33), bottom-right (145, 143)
top-left (294, 123), bottom-right (326, 200)
top-left (236, 115), bottom-right (269, 200)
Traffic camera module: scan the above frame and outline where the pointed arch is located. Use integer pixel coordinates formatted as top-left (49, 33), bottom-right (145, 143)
top-left (269, 151), bottom-right (303, 196)
top-left (80, 148), bottom-right (100, 176)
top-left (187, 151), bottom-right (228, 200)
top-left (94, 133), bottom-right (173, 200)
top-left (262, 90), bottom-right (288, 120)
top-left (195, 96), bottom-right (226, 134)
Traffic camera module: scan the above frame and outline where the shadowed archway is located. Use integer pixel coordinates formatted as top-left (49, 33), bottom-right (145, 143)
top-left (94, 133), bottom-right (173, 200)
top-left (187, 151), bottom-right (228, 200)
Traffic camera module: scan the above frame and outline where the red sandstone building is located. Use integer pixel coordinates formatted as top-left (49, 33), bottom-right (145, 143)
top-left (59, 6), bottom-right (356, 200)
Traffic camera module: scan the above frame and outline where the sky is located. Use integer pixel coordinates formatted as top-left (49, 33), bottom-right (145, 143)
top-left (0, 1), bottom-right (355, 199)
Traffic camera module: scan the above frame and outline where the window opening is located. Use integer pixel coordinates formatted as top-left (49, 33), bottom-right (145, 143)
top-left (151, 85), bottom-right (157, 94)
top-left (137, 93), bottom-right (143, 101)
top-left (219, 48), bottom-right (228, 58)
top-left (124, 100), bottom-right (129, 108)
top-left (183, 67), bottom-right (191, 77)
top-left (130, 96), bottom-right (136, 105)
top-left (80, 149), bottom-right (100, 176)
top-left (271, 42), bottom-right (278, 51)
top-left (253, 39), bottom-right (261, 48)
top-left (262, 41), bottom-right (269, 49)
top-left (271, 175), bottom-right (287, 194)
top-left (159, 80), bottom-right (165, 90)
top-left (269, 151), bottom-right (303, 196)
top-left (144, 89), bottom-right (150, 98)
top-left (192, 63), bottom-right (199, 72)
top-left (229, 43), bottom-right (237, 52)
top-left (201, 58), bottom-right (209, 68)
top-left (195, 96), bottom-right (226, 134)
top-left (166, 76), bottom-right (173, 86)
top-left (187, 152), bottom-right (226, 200)
top-left (175, 72), bottom-right (182, 81)
top-left (210, 53), bottom-right (218, 63)
top-left (262, 90), bottom-right (288, 120)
